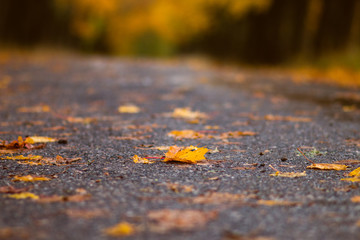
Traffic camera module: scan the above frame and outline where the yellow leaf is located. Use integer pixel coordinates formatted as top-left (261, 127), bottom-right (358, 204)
top-left (1, 155), bottom-right (43, 161)
top-left (13, 175), bottom-right (50, 182)
top-left (306, 163), bottom-right (348, 170)
top-left (349, 167), bottom-right (360, 177)
top-left (118, 104), bottom-right (140, 113)
top-left (7, 192), bottom-right (39, 200)
top-left (104, 222), bottom-right (134, 237)
top-left (168, 130), bottom-right (204, 139)
top-left (341, 177), bottom-right (360, 182)
top-left (270, 171), bottom-right (307, 178)
top-left (171, 107), bottom-right (207, 120)
top-left (164, 145), bottom-right (208, 164)
top-left (26, 136), bottom-right (57, 143)
top-left (132, 155), bottom-right (152, 164)
top-left (17, 105), bottom-right (50, 113)
top-left (351, 196), bottom-right (360, 203)
top-left (257, 199), bottom-right (298, 206)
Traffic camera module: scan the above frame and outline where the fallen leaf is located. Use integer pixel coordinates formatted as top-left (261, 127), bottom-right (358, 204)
top-left (13, 175), bottom-right (50, 182)
top-left (6, 192), bottom-right (39, 200)
top-left (223, 232), bottom-right (275, 240)
top-left (66, 117), bottom-right (96, 124)
top-left (65, 209), bottom-right (108, 219)
top-left (118, 104), bottom-right (140, 113)
top-left (264, 114), bottom-right (311, 122)
top-left (257, 199), bottom-right (299, 206)
top-left (351, 196), bottom-right (360, 203)
top-left (26, 136), bottom-right (57, 143)
top-left (191, 192), bottom-right (250, 205)
top-left (1, 154), bottom-right (43, 161)
top-left (104, 222), bottom-right (134, 237)
top-left (171, 107), bottom-right (208, 120)
top-left (165, 183), bottom-right (194, 193)
top-left (132, 155), bottom-right (153, 164)
top-left (164, 145), bottom-right (208, 164)
top-left (37, 194), bottom-right (91, 203)
top-left (0, 186), bottom-right (29, 193)
top-left (168, 130), bottom-right (204, 139)
top-left (341, 177), bottom-right (360, 182)
top-left (219, 131), bottom-right (257, 138)
top-left (348, 167), bottom-right (360, 177)
top-left (148, 209), bottom-right (217, 233)
top-left (306, 163), bottom-right (348, 170)
top-left (270, 171), bottom-right (307, 178)
top-left (17, 105), bottom-right (51, 113)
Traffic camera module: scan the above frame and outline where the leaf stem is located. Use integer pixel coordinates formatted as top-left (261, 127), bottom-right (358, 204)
top-left (297, 148), bottom-right (315, 164)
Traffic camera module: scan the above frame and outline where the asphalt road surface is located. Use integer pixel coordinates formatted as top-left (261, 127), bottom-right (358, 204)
top-left (0, 54), bottom-right (359, 240)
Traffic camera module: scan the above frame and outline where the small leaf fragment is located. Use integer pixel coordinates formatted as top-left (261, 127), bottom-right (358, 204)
top-left (7, 192), bottom-right (39, 200)
top-left (171, 107), bottom-right (208, 120)
top-left (13, 175), bottom-right (50, 182)
top-left (257, 199), bottom-right (299, 206)
top-left (270, 171), bottom-right (306, 178)
top-left (164, 145), bottom-right (208, 164)
top-left (133, 155), bottom-right (153, 164)
top-left (104, 222), bottom-right (134, 237)
top-left (118, 104), bottom-right (140, 113)
top-left (26, 136), bottom-right (57, 143)
top-left (168, 130), bottom-right (204, 139)
top-left (306, 163), bottom-right (348, 170)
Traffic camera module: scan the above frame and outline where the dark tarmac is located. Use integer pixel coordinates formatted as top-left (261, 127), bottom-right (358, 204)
top-left (0, 54), bottom-right (359, 240)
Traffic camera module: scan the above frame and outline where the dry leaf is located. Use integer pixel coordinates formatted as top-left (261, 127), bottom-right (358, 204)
top-left (165, 183), bottom-right (194, 193)
top-left (104, 222), bottom-right (134, 237)
top-left (7, 192), bottom-right (39, 200)
top-left (13, 175), bottom-right (50, 182)
top-left (164, 145), bottom-right (208, 164)
top-left (264, 114), bottom-right (311, 122)
top-left (220, 131), bottom-right (257, 138)
top-left (257, 199), bottom-right (298, 206)
top-left (270, 171), bottom-right (307, 178)
top-left (191, 192), bottom-right (247, 205)
top-left (1, 154), bottom-right (43, 161)
top-left (351, 196), bottom-right (360, 203)
top-left (118, 104), bottom-right (140, 113)
top-left (132, 155), bottom-right (153, 164)
top-left (26, 136), bottom-right (57, 143)
top-left (171, 107), bottom-right (208, 120)
top-left (306, 163), bottom-right (348, 170)
top-left (17, 105), bottom-right (51, 113)
top-left (348, 167), bottom-right (360, 177)
top-left (148, 209), bottom-right (217, 233)
top-left (65, 209), bottom-right (108, 219)
top-left (0, 186), bottom-right (29, 193)
top-left (341, 177), bottom-right (360, 182)
top-left (168, 130), bottom-right (204, 139)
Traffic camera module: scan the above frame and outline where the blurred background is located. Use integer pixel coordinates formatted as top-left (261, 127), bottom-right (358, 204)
top-left (1, 0), bottom-right (360, 77)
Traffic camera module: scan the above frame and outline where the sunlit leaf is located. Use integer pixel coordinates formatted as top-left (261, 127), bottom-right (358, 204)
top-left (6, 192), bottom-right (39, 200)
top-left (341, 177), bottom-right (360, 182)
top-left (132, 155), bottom-right (153, 164)
top-left (168, 130), bottom-right (204, 139)
top-left (26, 136), bottom-right (57, 143)
top-left (171, 107), bottom-right (208, 120)
top-left (257, 199), bottom-right (299, 206)
top-left (104, 222), bottom-right (135, 237)
top-left (13, 175), bottom-right (50, 182)
top-left (1, 155), bottom-right (43, 161)
top-left (348, 167), bottom-right (360, 177)
top-left (17, 105), bottom-right (51, 113)
top-left (306, 163), bottom-right (348, 170)
top-left (118, 104), bottom-right (140, 113)
top-left (264, 114), bottom-right (312, 122)
top-left (351, 196), bottom-right (360, 203)
top-left (164, 145), bottom-right (208, 163)
top-left (270, 171), bottom-right (307, 178)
